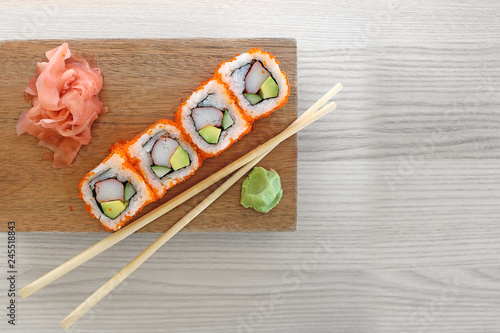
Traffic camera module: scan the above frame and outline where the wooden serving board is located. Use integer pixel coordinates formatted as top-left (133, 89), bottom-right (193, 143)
top-left (0, 39), bottom-right (297, 232)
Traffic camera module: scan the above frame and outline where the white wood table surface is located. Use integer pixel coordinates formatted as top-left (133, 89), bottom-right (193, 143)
top-left (1, 1), bottom-right (499, 332)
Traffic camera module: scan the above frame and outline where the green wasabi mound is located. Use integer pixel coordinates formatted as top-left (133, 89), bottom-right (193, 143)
top-left (240, 167), bottom-right (283, 213)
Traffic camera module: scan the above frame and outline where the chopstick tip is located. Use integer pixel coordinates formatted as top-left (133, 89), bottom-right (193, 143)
top-left (18, 287), bottom-right (30, 299)
top-left (60, 317), bottom-right (72, 330)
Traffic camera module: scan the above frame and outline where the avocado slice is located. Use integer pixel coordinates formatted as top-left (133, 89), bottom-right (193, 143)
top-left (243, 93), bottom-right (263, 105)
top-left (124, 182), bottom-right (136, 201)
top-left (222, 110), bottom-right (234, 130)
top-left (170, 145), bottom-right (190, 170)
top-left (198, 125), bottom-right (221, 144)
top-left (258, 76), bottom-right (279, 99)
top-left (100, 200), bottom-right (128, 219)
top-left (151, 165), bottom-right (171, 178)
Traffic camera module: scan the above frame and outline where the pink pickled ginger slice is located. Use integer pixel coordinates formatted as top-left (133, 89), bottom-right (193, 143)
top-left (17, 43), bottom-right (107, 168)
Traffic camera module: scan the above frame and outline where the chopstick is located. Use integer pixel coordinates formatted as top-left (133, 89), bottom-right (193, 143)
top-left (60, 154), bottom-right (272, 329)
top-left (19, 83), bottom-right (343, 300)
top-left (60, 97), bottom-right (339, 329)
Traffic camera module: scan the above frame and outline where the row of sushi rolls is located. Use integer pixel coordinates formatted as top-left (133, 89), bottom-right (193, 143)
top-left (80, 48), bottom-right (290, 231)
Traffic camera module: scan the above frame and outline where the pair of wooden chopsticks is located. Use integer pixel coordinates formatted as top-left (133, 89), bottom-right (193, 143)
top-left (19, 83), bottom-right (343, 329)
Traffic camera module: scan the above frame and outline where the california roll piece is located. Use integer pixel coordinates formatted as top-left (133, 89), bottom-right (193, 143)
top-left (124, 119), bottom-right (202, 197)
top-left (79, 150), bottom-right (156, 231)
top-left (215, 48), bottom-right (290, 121)
top-left (176, 79), bottom-right (251, 158)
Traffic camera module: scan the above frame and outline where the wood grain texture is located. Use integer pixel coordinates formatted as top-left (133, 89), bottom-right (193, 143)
top-left (0, 38), bottom-right (297, 232)
top-left (1, 0), bottom-right (500, 332)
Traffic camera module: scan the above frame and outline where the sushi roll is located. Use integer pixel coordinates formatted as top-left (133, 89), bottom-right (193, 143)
top-left (79, 150), bottom-right (156, 231)
top-left (124, 119), bottom-right (203, 197)
top-left (176, 79), bottom-right (251, 158)
top-left (215, 48), bottom-right (290, 121)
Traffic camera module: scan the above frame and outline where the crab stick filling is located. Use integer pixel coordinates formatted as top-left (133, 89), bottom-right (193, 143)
top-left (190, 105), bottom-right (234, 145)
top-left (144, 133), bottom-right (191, 179)
top-left (93, 178), bottom-right (136, 219)
top-left (241, 61), bottom-right (279, 105)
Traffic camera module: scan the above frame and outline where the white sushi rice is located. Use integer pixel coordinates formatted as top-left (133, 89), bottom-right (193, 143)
top-left (80, 152), bottom-right (153, 231)
top-left (125, 121), bottom-right (202, 197)
top-left (216, 50), bottom-right (289, 120)
top-left (178, 79), bottom-right (250, 157)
